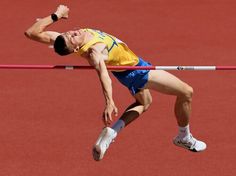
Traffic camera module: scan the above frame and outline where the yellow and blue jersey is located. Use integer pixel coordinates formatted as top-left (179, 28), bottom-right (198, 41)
top-left (78, 28), bottom-right (139, 66)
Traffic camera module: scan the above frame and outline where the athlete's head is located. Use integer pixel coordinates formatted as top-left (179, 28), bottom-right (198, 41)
top-left (54, 30), bottom-right (85, 56)
top-left (54, 35), bottom-right (73, 56)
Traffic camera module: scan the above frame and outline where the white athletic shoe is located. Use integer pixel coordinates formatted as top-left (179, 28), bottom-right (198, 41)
top-left (173, 134), bottom-right (207, 152)
top-left (92, 127), bottom-right (117, 161)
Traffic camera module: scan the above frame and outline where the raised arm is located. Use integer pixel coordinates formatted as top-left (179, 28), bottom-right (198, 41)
top-left (24, 5), bottom-right (69, 44)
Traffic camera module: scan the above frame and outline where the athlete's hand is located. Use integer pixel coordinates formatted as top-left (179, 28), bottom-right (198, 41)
top-left (103, 102), bottom-right (118, 126)
top-left (55, 5), bottom-right (69, 19)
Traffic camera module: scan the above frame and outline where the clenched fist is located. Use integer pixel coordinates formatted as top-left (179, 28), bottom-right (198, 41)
top-left (55, 5), bottom-right (69, 19)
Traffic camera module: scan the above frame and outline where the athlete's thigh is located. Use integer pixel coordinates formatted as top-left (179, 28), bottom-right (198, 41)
top-left (145, 70), bottom-right (191, 95)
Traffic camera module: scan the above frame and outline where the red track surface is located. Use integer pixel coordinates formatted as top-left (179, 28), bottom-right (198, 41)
top-left (0, 0), bottom-right (236, 175)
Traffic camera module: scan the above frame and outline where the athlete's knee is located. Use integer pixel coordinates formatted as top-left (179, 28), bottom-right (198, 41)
top-left (143, 94), bottom-right (153, 111)
top-left (180, 84), bottom-right (193, 101)
top-left (134, 89), bottom-right (153, 112)
top-left (135, 95), bottom-right (152, 112)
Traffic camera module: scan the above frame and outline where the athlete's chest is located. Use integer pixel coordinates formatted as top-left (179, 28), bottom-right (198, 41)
top-left (81, 42), bottom-right (109, 61)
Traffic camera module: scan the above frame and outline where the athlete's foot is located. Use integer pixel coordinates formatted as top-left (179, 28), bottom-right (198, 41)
top-left (92, 127), bottom-right (117, 161)
top-left (173, 134), bottom-right (207, 152)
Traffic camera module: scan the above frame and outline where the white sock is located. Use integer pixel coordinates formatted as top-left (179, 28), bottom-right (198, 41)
top-left (178, 124), bottom-right (191, 141)
top-left (112, 120), bottom-right (125, 134)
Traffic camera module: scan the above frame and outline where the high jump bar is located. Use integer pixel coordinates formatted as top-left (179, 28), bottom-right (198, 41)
top-left (0, 65), bottom-right (236, 70)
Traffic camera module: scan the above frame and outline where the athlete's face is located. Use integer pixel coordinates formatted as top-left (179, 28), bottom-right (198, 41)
top-left (62, 29), bottom-right (85, 51)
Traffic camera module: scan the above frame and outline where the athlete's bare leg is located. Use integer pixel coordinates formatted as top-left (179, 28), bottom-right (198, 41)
top-left (119, 89), bottom-right (152, 126)
top-left (117, 70), bottom-right (205, 152)
top-left (145, 70), bottom-right (193, 127)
